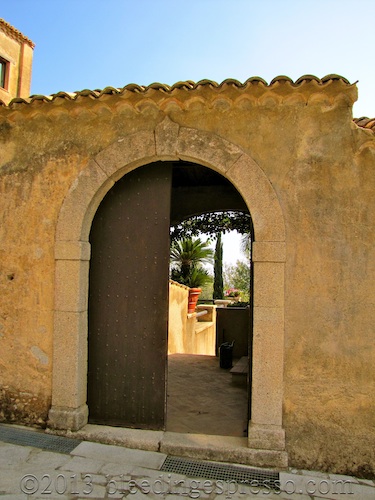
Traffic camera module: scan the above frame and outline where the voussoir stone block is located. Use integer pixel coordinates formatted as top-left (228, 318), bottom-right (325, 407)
top-left (177, 127), bottom-right (243, 174)
top-left (56, 159), bottom-right (113, 242)
top-left (227, 154), bottom-right (285, 242)
top-left (155, 116), bottom-right (180, 159)
top-left (94, 130), bottom-right (156, 180)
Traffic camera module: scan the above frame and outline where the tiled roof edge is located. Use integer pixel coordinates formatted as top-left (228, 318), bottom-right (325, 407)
top-left (0, 74), bottom-right (355, 108)
top-left (353, 117), bottom-right (375, 132)
top-left (1, 75), bottom-right (372, 132)
top-left (0, 18), bottom-right (35, 48)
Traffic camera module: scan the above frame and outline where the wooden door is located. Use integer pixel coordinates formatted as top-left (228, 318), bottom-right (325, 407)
top-left (87, 162), bottom-right (172, 429)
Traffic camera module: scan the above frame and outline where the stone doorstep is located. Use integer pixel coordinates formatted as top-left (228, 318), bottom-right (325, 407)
top-left (230, 357), bottom-right (248, 375)
top-left (160, 432), bottom-right (288, 469)
top-left (50, 424), bottom-right (288, 470)
top-left (230, 356), bottom-right (248, 386)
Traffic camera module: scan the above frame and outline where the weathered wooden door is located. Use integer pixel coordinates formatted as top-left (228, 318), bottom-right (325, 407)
top-left (87, 162), bottom-right (172, 429)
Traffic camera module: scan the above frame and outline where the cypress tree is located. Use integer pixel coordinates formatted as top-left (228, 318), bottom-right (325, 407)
top-left (213, 232), bottom-right (223, 299)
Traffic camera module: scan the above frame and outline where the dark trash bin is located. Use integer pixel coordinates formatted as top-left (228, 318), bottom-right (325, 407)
top-left (219, 341), bottom-right (234, 369)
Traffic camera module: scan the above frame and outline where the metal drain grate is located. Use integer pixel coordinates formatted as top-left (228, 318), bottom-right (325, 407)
top-left (161, 456), bottom-right (280, 490)
top-left (0, 424), bottom-right (81, 454)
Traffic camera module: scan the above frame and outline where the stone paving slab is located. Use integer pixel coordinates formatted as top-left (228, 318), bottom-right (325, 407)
top-left (0, 436), bottom-right (374, 499)
top-left (0, 495), bottom-right (27, 500)
top-left (59, 454), bottom-right (105, 474)
top-left (70, 423), bottom-right (163, 452)
top-left (0, 443), bottom-right (31, 466)
top-left (99, 461), bottom-right (134, 477)
top-left (25, 449), bottom-right (70, 469)
top-left (72, 440), bottom-right (166, 470)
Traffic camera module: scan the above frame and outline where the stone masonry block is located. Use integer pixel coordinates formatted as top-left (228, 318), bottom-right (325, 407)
top-left (55, 241), bottom-right (91, 261)
top-left (248, 423), bottom-right (286, 451)
top-left (56, 159), bottom-right (113, 242)
top-left (252, 241), bottom-right (286, 262)
top-left (253, 261), bottom-right (284, 308)
top-left (177, 127), bottom-right (243, 174)
top-left (48, 404), bottom-right (88, 431)
top-left (227, 154), bottom-right (285, 242)
top-left (155, 116), bottom-right (180, 159)
top-left (94, 130), bottom-right (156, 180)
top-left (52, 310), bottom-right (88, 408)
top-left (54, 260), bottom-right (89, 312)
top-left (252, 306), bottom-right (284, 426)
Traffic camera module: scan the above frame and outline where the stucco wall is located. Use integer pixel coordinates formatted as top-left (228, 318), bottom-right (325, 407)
top-left (0, 77), bottom-right (374, 475)
top-left (168, 281), bottom-right (216, 355)
top-left (168, 281), bottom-right (189, 354)
top-left (0, 22), bottom-right (34, 104)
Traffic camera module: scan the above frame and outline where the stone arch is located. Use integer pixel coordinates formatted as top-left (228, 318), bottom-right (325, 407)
top-left (49, 117), bottom-right (287, 458)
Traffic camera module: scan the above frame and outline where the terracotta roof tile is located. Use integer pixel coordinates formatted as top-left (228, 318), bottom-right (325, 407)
top-left (270, 75), bottom-right (294, 85)
top-left (4, 74), bottom-right (353, 105)
top-left (321, 74), bottom-right (351, 84)
top-left (353, 117), bottom-right (375, 132)
top-left (0, 18), bottom-right (35, 48)
top-left (0, 74), bottom-right (373, 132)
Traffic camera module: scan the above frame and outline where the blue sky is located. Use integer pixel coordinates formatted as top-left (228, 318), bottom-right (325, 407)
top-left (1, 0), bottom-right (374, 118)
top-left (1, 0), bottom-right (374, 265)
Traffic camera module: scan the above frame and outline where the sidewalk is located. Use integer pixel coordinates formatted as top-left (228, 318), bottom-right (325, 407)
top-left (0, 425), bottom-right (374, 499)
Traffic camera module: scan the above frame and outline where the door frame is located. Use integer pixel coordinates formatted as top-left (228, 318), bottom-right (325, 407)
top-left (48, 117), bottom-right (287, 453)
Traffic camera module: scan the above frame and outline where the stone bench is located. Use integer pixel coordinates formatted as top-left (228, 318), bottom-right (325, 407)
top-left (230, 356), bottom-right (248, 386)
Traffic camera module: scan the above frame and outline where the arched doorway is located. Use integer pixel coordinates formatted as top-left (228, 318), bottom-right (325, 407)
top-left (49, 118), bottom-right (286, 457)
top-left (87, 160), bottom-right (251, 432)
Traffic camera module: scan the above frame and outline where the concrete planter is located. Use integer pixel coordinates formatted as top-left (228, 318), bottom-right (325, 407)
top-left (214, 299), bottom-right (232, 308)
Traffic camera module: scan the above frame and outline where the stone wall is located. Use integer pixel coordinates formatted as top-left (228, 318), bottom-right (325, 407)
top-left (0, 76), bottom-right (374, 475)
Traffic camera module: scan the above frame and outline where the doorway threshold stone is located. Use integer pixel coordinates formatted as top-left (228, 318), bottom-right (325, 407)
top-left (52, 423), bottom-right (163, 452)
top-left (48, 424), bottom-right (287, 469)
top-left (160, 431), bottom-right (287, 468)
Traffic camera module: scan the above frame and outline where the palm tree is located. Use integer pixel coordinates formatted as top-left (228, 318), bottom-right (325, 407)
top-left (170, 237), bottom-right (213, 288)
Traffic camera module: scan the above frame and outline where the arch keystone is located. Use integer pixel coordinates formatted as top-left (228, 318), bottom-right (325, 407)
top-left (155, 116), bottom-right (180, 159)
top-left (177, 127), bottom-right (243, 174)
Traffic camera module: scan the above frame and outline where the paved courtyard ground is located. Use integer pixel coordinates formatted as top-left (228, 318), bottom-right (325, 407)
top-left (167, 354), bottom-right (248, 437)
